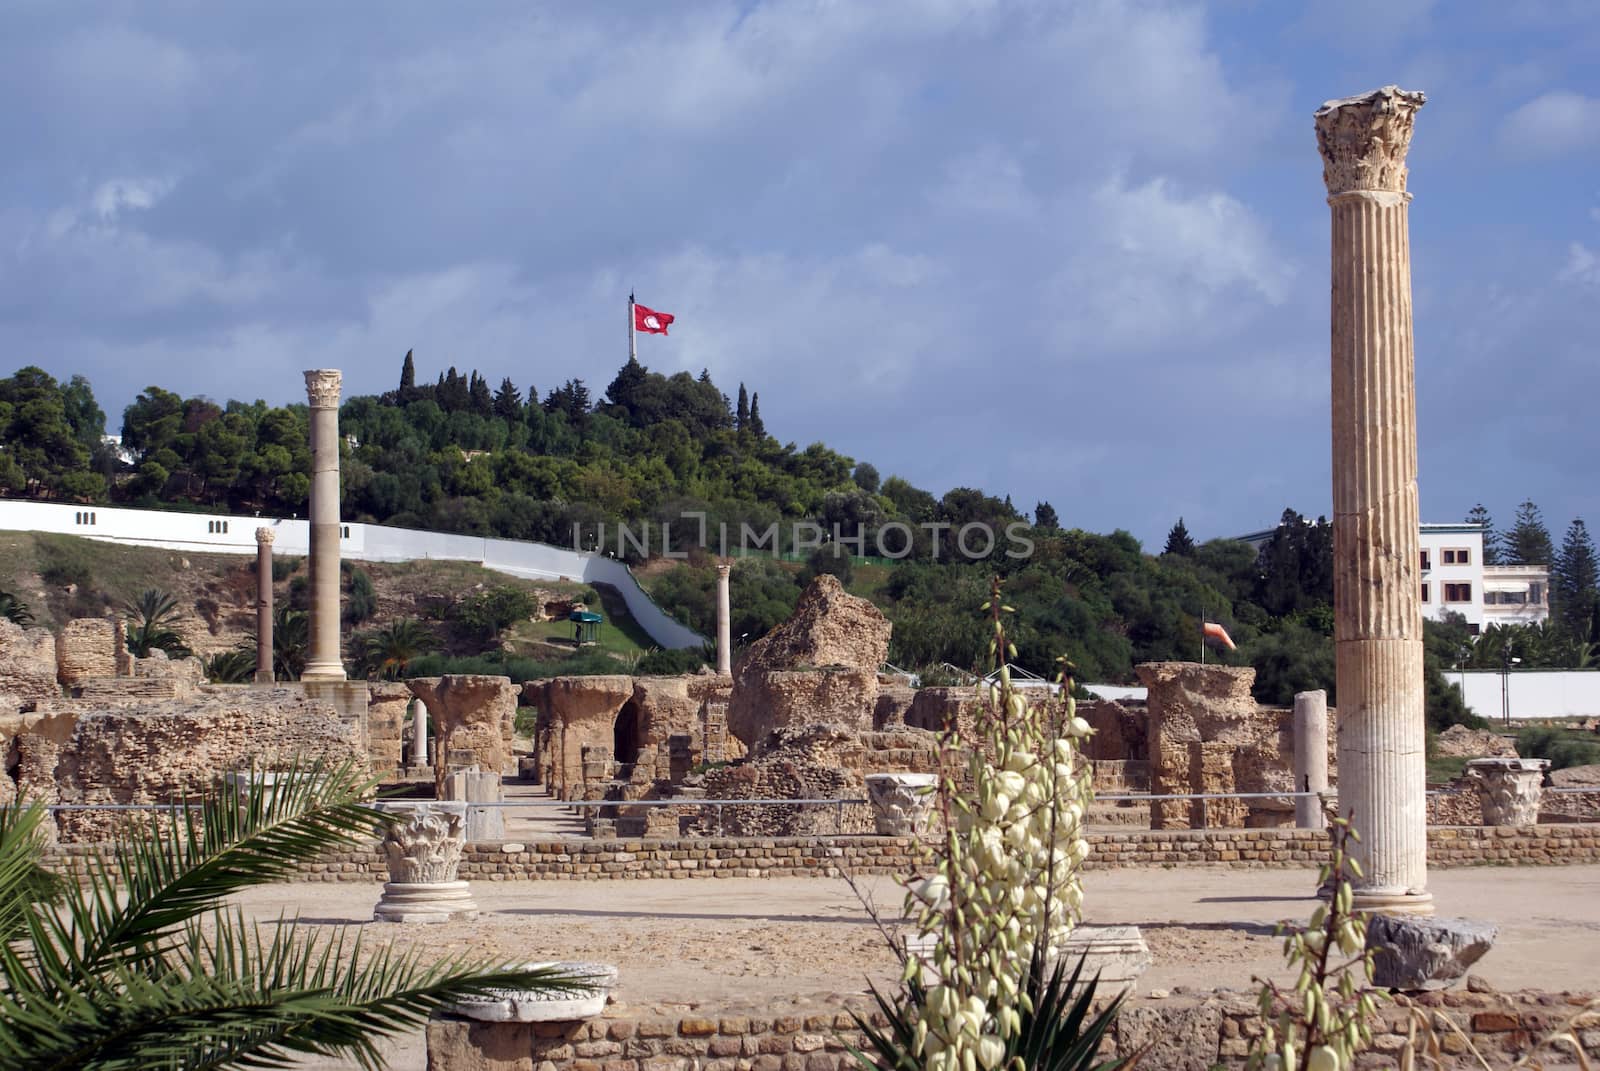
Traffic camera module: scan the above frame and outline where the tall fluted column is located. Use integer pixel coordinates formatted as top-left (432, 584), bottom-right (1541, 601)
top-left (715, 562), bottom-right (732, 676)
top-left (1317, 85), bottom-right (1432, 914)
top-left (302, 369), bottom-right (347, 681)
top-left (255, 527), bottom-right (275, 683)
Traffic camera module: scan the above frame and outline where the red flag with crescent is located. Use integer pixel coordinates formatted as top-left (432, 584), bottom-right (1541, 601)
top-left (634, 303), bottom-right (675, 335)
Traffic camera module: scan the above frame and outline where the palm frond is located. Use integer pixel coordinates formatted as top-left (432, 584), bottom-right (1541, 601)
top-left (0, 761), bottom-right (590, 1071)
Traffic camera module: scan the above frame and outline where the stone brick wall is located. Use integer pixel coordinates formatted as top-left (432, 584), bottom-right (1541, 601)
top-left (424, 987), bottom-right (1599, 1071)
top-left (45, 823), bottom-right (1596, 884)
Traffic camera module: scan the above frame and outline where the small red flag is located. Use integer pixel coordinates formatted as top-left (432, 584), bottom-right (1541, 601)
top-left (633, 303), bottom-right (675, 335)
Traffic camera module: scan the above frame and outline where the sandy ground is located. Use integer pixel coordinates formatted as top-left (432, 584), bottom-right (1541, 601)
top-left (258, 863), bottom-right (1600, 1070)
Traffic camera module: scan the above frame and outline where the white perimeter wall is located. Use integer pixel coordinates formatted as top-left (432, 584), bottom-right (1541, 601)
top-left (0, 500), bottom-right (705, 649)
top-left (1452, 670), bottom-right (1600, 721)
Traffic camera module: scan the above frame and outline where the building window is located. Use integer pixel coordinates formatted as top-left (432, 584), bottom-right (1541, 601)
top-left (1420, 550), bottom-right (1431, 570)
top-left (1443, 548), bottom-right (1471, 565)
top-left (341, 525), bottom-right (351, 538)
top-left (1420, 583), bottom-right (1430, 603)
top-left (1529, 583), bottom-right (1545, 605)
top-left (1444, 582), bottom-right (1472, 603)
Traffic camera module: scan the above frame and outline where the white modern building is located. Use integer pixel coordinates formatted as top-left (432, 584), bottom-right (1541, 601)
top-left (1236, 521), bottom-right (1547, 634)
top-left (1417, 523), bottom-right (1548, 632)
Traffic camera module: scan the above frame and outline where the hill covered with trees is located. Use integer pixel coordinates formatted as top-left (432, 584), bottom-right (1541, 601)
top-left (3, 359), bottom-right (1598, 729)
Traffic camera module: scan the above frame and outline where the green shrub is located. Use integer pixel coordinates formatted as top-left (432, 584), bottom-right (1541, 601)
top-left (453, 586), bottom-right (536, 643)
top-left (405, 649), bottom-right (620, 682)
top-left (36, 535), bottom-right (94, 590)
top-left (271, 555), bottom-right (302, 582)
top-left (345, 567), bottom-right (377, 624)
top-left (1516, 726), bottom-right (1600, 770)
top-left (636, 647), bottom-right (707, 675)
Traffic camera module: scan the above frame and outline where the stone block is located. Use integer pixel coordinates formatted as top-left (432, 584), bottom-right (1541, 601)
top-left (1367, 916), bottom-right (1498, 992)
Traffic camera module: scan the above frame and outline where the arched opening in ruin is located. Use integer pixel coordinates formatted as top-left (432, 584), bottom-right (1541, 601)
top-left (613, 699), bottom-right (643, 767)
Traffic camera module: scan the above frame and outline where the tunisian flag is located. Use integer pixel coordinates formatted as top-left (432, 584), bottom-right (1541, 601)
top-left (634, 303), bottom-right (675, 335)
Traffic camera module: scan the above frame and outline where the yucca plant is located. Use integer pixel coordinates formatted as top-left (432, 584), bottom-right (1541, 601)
top-left (0, 760), bottom-right (581, 1070)
top-left (851, 941), bottom-right (1133, 1071)
top-left (201, 647), bottom-right (257, 684)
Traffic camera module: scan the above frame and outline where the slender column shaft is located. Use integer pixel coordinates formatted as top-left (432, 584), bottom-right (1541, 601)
top-left (1293, 690), bottom-right (1329, 829)
top-left (1317, 85), bottom-right (1431, 913)
top-left (303, 369), bottom-right (347, 681)
top-left (414, 700), bottom-right (430, 769)
top-left (255, 527), bottom-right (275, 683)
top-left (716, 563), bottom-right (732, 676)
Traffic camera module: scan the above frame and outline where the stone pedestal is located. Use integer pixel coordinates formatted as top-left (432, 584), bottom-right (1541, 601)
top-left (715, 562), bottom-right (732, 676)
top-left (374, 801), bottom-right (478, 923)
top-left (302, 369), bottom-right (346, 681)
top-left (254, 527), bottom-right (275, 683)
top-left (1466, 758), bottom-right (1549, 827)
top-left (1293, 690), bottom-right (1329, 830)
top-left (443, 961), bottom-right (617, 1023)
top-left (864, 772), bottom-right (937, 836)
top-left (443, 768), bottom-right (506, 842)
top-left (1317, 85), bottom-right (1432, 915)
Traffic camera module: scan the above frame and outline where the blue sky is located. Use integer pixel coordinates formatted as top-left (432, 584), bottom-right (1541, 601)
top-left (2, 1), bottom-right (1596, 549)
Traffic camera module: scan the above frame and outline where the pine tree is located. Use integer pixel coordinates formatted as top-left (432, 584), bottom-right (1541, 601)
top-left (399, 350), bottom-right (416, 401)
top-left (1034, 501), bottom-right (1059, 530)
top-left (1552, 518), bottom-right (1599, 637)
top-left (1505, 499), bottom-right (1554, 566)
top-left (1466, 503), bottom-right (1500, 565)
top-left (1164, 517), bottom-right (1195, 556)
top-left (698, 368), bottom-right (712, 385)
top-left (736, 384), bottom-right (750, 431)
top-left (493, 377), bottom-right (523, 422)
top-left (747, 392), bottom-right (766, 438)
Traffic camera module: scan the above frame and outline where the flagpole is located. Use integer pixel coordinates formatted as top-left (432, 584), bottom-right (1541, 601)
top-left (628, 292), bottom-right (636, 363)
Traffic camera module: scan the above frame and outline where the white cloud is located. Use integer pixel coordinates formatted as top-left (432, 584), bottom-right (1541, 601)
top-left (1499, 90), bottom-right (1600, 156)
top-left (1045, 175), bottom-right (1294, 351)
top-left (1562, 243), bottom-right (1599, 286)
top-left (90, 176), bottom-right (176, 222)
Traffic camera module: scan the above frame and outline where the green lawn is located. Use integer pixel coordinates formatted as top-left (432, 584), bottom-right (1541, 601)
top-left (504, 582), bottom-right (656, 660)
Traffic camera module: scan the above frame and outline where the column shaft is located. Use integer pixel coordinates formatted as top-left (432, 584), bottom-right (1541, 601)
top-left (1318, 85), bottom-right (1431, 913)
top-left (255, 529), bottom-right (275, 683)
top-left (716, 564), bottom-right (732, 676)
top-left (1292, 689), bottom-right (1328, 829)
top-left (303, 370), bottom-right (346, 681)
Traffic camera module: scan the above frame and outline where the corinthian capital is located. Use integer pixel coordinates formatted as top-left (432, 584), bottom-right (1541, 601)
top-left (1314, 85), bottom-right (1426, 196)
top-left (303, 369), bottom-right (343, 409)
top-left (255, 527), bottom-right (275, 545)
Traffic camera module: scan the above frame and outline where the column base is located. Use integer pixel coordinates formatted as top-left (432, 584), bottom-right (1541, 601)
top-left (301, 661), bottom-right (348, 682)
top-left (374, 880), bottom-right (480, 923)
top-left (1351, 888), bottom-right (1434, 916)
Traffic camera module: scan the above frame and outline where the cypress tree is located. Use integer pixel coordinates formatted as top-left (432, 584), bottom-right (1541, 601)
top-left (493, 377), bottom-right (523, 422)
top-left (748, 392), bottom-right (766, 438)
top-left (736, 384), bottom-right (750, 430)
top-left (1034, 501), bottom-right (1059, 530)
top-left (399, 350), bottom-right (416, 401)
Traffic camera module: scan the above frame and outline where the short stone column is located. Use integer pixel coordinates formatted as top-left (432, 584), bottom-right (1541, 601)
top-left (1317, 85), bottom-right (1433, 914)
top-left (254, 527), bottom-right (275, 683)
top-left (715, 562), bottom-right (732, 676)
top-left (440, 961), bottom-right (617, 1023)
top-left (1293, 690), bottom-right (1329, 829)
top-left (373, 801), bottom-right (479, 923)
top-left (864, 772), bottom-right (937, 836)
top-left (1466, 758), bottom-right (1550, 827)
top-left (302, 369), bottom-right (346, 681)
